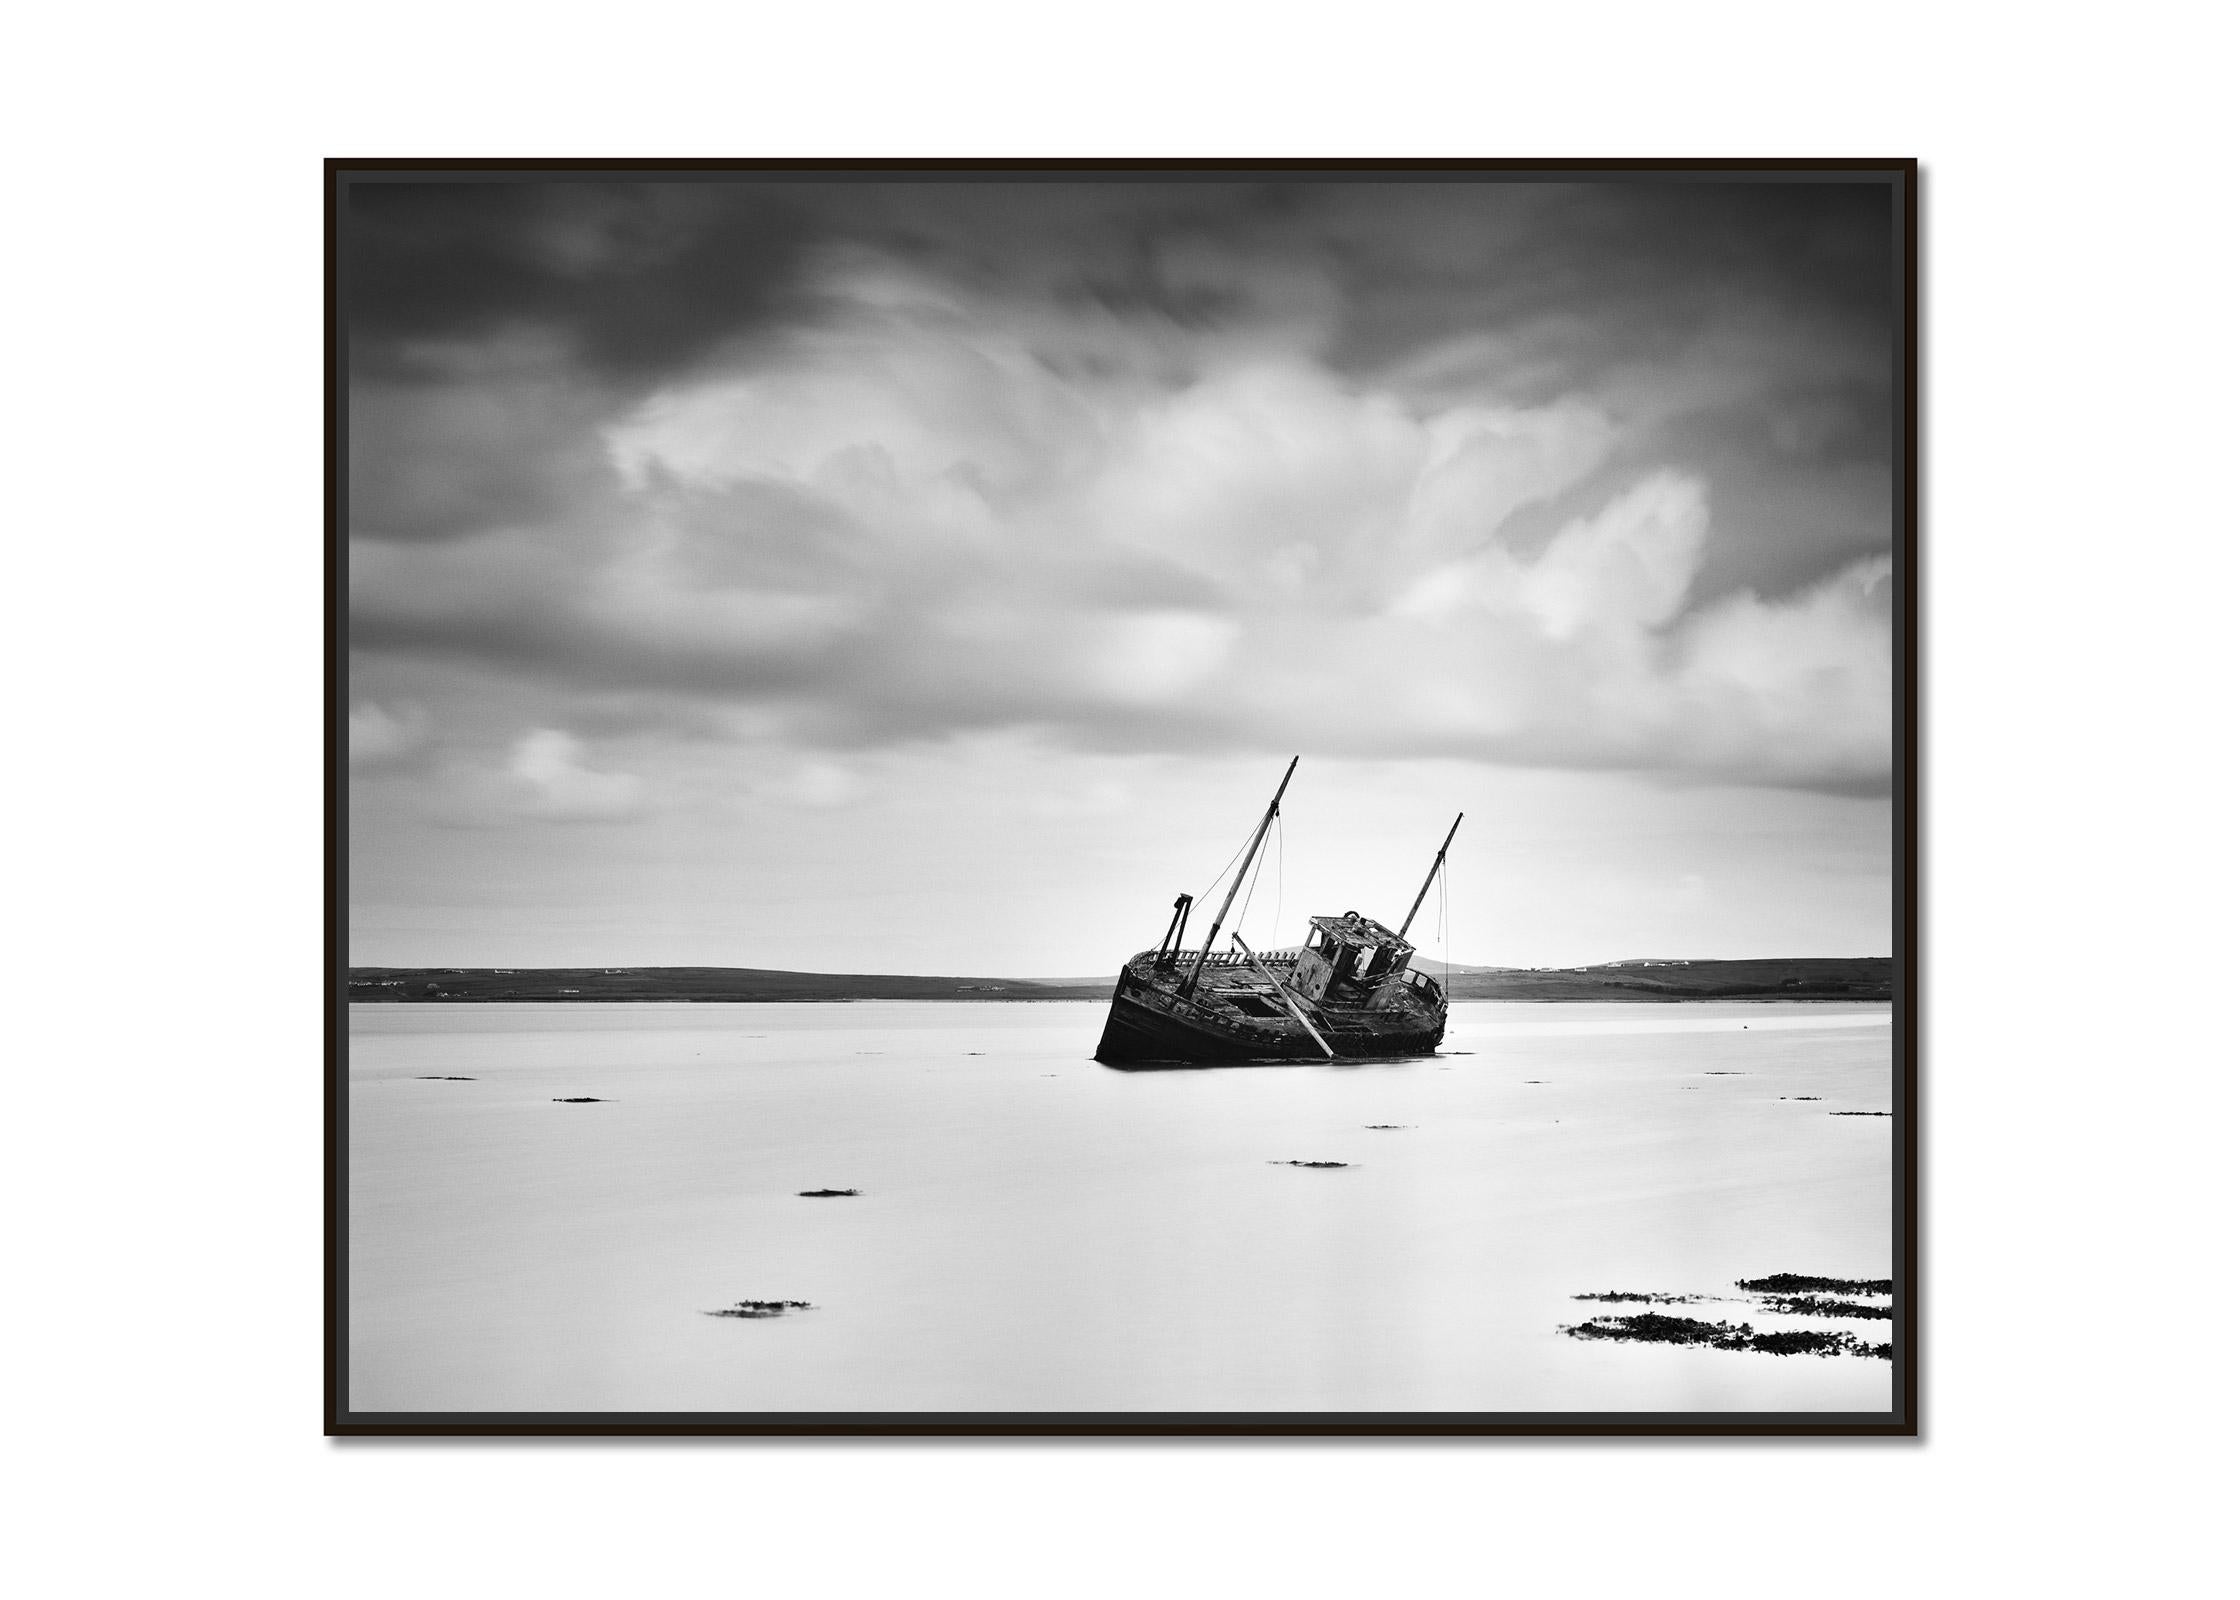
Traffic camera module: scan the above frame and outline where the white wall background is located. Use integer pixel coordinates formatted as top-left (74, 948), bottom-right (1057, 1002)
top-left (5, 2), bottom-right (2231, 1595)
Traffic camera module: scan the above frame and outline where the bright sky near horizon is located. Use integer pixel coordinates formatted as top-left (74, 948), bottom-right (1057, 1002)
top-left (345, 176), bottom-right (1896, 975)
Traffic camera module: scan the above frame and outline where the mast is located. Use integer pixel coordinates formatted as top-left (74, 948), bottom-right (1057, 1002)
top-left (1182, 756), bottom-right (1298, 997)
top-left (1396, 812), bottom-right (1464, 941)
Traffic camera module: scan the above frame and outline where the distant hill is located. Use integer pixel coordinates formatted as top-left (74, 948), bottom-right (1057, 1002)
top-left (348, 957), bottom-right (1889, 1005)
top-left (1438, 957), bottom-right (1891, 1002)
top-left (347, 966), bottom-right (1112, 1003)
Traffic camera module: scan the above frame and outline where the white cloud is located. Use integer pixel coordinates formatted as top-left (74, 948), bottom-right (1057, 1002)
top-left (1078, 611), bottom-right (1241, 705)
top-left (1520, 472), bottom-right (1708, 641)
top-left (347, 701), bottom-right (430, 767)
top-left (503, 729), bottom-right (647, 822)
top-left (1664, 555), bottom-right (1893, 789)
top-left (761, 759), bottom-right (866, 809)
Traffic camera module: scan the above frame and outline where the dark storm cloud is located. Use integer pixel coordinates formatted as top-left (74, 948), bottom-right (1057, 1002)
top-left (346, 370), bottom-right (622, 541)
top-left (1319, 182), bottom-right (1892, 381)
top-left (344, 182), bottom-right (816, 380)
top-left (345, 178), bottom-right (1891, 389)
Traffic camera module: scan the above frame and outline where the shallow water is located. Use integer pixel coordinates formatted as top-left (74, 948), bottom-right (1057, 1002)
top-left (347, 1000), bottom-right (1895, 1414)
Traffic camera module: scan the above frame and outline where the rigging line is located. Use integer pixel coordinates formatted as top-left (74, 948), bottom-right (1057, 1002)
top-left (1237, 811), bottom-right (1271, 937)
top-left (1438, 855), bottom-right (1449, 981)
top-left (1196, 821), bottom-right (1257, 908)
top-left (1271, 812), bottom-right (1283, 951)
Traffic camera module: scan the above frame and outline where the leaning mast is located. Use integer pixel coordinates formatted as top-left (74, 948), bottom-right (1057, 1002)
top-left (1396, 812), bottom-right (1464, 941)
top-left (1181, 756), bottom-right (1297, 996)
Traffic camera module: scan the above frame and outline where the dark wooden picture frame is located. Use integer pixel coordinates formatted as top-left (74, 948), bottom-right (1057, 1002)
top-left (328, 158), bottom-right (1916, 1437)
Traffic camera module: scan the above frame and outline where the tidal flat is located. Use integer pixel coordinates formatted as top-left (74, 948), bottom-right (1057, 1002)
top-left (347, 999), bottom-right (1894, 1414)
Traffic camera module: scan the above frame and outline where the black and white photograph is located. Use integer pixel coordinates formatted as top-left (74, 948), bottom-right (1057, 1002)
top-left (333, 163), bottom-right (1914, 1430)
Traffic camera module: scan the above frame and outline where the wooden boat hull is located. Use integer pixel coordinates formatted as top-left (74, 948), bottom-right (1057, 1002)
top-left (1093, 964), bottom-right (1445, 1065)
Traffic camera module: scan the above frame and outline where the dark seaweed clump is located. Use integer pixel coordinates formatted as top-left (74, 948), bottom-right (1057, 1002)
top-left (1736, 1274), bottom-right (1893, 1294)
top-left (1363, 1124), bottom-right (1411, 1130)
top-left (1748, 1328), bottom-right (1885, 1357)
top-left (1780, 1095), bottom-right (1822, 1101)
top-left (707, 1299), bottom-right (813, 1319)
top-left (416, 1075), bottom-right (476, 1080)
top-left (797, 1188), bottom-right (860, 1198)
top-left (1271, 1160), bottom-right (1350, 1168)
top-left (1572, 1291), bottom-right (1706, 1305)
top-left (1761, 1295), bottom-right (1891, 1320)
top-left (552, 1096), bottom-right (606, 1103)
top-left (1830, 1110), bottom-right (1891, 1117)
top-left (1564, 1312), bottom-right (1885, 1359)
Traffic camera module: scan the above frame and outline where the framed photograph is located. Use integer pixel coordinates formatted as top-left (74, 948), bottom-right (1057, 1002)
top-left (330, 160), bottom-right (1916, 1435)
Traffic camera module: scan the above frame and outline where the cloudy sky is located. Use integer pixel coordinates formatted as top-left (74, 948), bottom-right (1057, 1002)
top-left (344, 174), bottom-right (1898, 975)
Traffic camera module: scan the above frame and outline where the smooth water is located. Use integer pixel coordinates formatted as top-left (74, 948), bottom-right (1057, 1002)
top-left (347, 1000), bottom-right (1894, 1414)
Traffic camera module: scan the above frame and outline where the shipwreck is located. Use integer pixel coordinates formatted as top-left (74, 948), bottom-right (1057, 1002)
top-left (1093, 758), bottom-right (1461, 1065)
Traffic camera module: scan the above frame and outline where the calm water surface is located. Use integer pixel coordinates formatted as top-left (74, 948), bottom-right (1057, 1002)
top-left (348, 1000), bottom-right (1894, 1414)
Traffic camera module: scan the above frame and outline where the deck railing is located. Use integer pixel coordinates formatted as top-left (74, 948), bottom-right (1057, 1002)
top-left (1158, 946), bottom-right (1303, 971)
top-left (1143, 948), bottom-right (1459, 983)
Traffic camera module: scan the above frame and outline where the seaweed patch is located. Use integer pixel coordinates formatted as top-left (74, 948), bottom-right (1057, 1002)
top-left (798, 1188), bottom-right (861, 1198)
top-left (1830, 1110), bottom-right (1891, 1117)
top-left (706, 1299), bottom-right (813, 1319)
top-left (1736, 1273), bottom-right (1893, 1294)
top-left (552, 1097), bottom-right (606, 1103)
top-left (1571, 1291), bottom-right (1707, 1305)
top-left (1271, 1160), bottom-right (1351, 1168)
top-left (1759, 1295), bottom-right (1891, 1320)
top-left (1563, 1312), bottom-right (1886, 1359)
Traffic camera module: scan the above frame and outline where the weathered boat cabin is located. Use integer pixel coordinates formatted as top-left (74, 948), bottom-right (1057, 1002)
top-left (1291, 911), bottom-right (1428, 1009)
